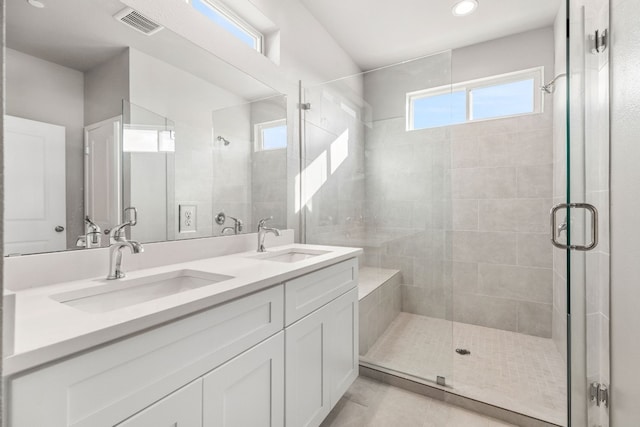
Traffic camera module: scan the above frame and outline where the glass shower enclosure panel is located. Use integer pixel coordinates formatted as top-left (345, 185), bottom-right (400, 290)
top-left (565, 0), bottom-right (611, 425)
top-left (301, 51), bottom-right (454, 386)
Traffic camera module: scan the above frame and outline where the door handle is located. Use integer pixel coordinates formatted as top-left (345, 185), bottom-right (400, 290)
top-left (550, 203), bottom-right (598, 251)
top-left (55, 226), bottom-right (65, 232)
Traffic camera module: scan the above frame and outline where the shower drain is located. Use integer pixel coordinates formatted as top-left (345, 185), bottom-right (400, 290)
top-left (455, 348), bottom-right (471, 355)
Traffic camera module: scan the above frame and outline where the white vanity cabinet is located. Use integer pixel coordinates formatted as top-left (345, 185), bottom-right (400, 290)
top-left (116, 379), bottom-right (203, 427)
top-left (285, 259), bottom-right (359, 427)
top-left (202, 331), bottom-right (284, 427)
top-left (6, 255), bottom-right (359, 427)
top-left (7, 285), bottom-right (284, 427)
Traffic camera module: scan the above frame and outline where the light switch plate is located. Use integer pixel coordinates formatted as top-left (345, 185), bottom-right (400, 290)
top-left (179, 204), bottom-right (197, 233)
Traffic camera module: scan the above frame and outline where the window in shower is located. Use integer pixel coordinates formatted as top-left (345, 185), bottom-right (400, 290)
top-left (254, 119), bottom-right (287, 151)
top-left (407, 66), bottom-right (544, 130)
top-left (191, 0), bottom-right (263, 52)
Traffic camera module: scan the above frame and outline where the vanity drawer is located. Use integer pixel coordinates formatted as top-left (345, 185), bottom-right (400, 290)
top-left (284, 258), bottom-right (358, 326)
top-left (8, 285), bottom-right (284, 427)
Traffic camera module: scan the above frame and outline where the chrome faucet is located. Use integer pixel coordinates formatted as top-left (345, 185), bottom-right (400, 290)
top-left (110, 207), bottom-right (138, 243)
top-left (106, 207), bottom-right (143, 280)
top-left (257, 217), bottom-right (280, 252)
top-left (107, 240), bottom-right (144, 280)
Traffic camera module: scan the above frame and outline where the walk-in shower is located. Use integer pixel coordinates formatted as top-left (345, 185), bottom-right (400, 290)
top-left (299, 1), bottom-right (610, 425)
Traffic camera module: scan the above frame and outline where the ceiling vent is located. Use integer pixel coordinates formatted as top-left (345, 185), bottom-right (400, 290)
top-left (114, 7), bottom-right (164, 36)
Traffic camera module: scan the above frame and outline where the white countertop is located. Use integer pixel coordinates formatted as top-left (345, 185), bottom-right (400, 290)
top-left (4, 243), bottom-right (362, 376)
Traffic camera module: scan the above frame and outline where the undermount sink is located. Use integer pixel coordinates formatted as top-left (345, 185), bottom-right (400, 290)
top-left (50, 269), bottom-right (234, 313)
top-left (250, 248), bottom-right (330, 263)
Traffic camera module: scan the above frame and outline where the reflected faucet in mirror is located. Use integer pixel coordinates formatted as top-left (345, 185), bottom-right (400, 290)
top-left (107, 207), bottom-right (143, 280)
top-left (76, 216), bottom-right (102, 249)
top-left (216, 212), bottom-right (243, 235)
top-left (257, 217), bottom-right (280, 252)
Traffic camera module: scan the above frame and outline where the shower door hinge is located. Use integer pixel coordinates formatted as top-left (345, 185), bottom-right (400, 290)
top-left (590, 29), bottom-right (608, 54)
top-left (299, 102), bottom-right (311, 110)
top-left (590, 382), bottom-right (609, 408)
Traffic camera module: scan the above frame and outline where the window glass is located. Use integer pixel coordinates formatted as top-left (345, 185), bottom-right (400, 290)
top-left (406, 67), bottom-right (543, 130)
top-left (191, 0), bottom-right (260, 51)
top-left (412, 90), bottom-right (466, 130)
top-left (470, 79), bottom-right (534, 120)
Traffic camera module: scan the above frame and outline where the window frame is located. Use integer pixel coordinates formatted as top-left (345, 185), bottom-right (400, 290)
top-left (190, 0), bottom-right (264, 53)
top-left (406, 66), bottom-right (544, 131)
top-left (254, 119), bottom-right (287, 152)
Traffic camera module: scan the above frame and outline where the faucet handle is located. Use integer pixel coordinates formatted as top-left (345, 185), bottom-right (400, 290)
top-left (258, 216), bottom-right (273, 229)
top-left (228, 216), bottom-right (243, 233)
top-left (110, 207), bottom-right (138, 241)
top-left (124, 207), bottom-right (138, 227)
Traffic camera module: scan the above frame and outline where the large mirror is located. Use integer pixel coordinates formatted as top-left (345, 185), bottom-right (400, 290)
top-left (4, 0), bottom-right (287, 256)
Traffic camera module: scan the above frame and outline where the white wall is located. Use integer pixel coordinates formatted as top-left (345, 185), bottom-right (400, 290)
top-left (610, 0), bottom-right (640, 424)
top-left (84, 49), bottom-right (130, 126)
top-left (452, 27), bottom-right (555, 84)
top-left (5, 48), bottom-right (85, 247)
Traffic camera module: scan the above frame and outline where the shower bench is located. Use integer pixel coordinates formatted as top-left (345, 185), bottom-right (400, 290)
top-left (358, 266), bottom-right (402, 356)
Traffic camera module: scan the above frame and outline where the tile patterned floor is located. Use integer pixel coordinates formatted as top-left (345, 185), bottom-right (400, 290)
top-left (361, 313), bottom-right (567, 426)
top-left (321, 376), bottom-right (517, 427)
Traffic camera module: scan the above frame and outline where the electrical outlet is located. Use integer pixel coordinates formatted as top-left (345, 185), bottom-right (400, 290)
top-left (179, 204), bottom-right (197, 233)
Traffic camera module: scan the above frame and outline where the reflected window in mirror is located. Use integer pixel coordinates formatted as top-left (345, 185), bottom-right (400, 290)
top-left (255, 119), bottom-right (287, 151)
top-left (123, 128), bottom-right (176, 153)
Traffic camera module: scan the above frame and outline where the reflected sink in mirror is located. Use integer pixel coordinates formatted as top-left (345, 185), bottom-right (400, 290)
top-left (250, 248), bottom-right (330, 263)
top-left (50, 270), bottom-right (234, 313)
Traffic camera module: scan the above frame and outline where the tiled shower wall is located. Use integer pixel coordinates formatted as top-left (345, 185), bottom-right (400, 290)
top-left (364, 28), bottom-right (556, 337)
top-left (447, 113), bottom-right (554, 337)
top-left (305, 28), bottom-right (556, 338)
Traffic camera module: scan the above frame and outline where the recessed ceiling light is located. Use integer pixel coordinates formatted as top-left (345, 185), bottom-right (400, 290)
top-left (27, 0), bottom-right (45, 8)
top-left (452, 0), bottom-right (478, 17)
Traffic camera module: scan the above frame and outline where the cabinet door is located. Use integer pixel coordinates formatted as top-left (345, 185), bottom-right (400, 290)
top-left (116, 379), bottom-right (202, 427)
top-left (203, 332), bottom-right (284, 427)
top-left (285, 304), bottom-right (331, 427)
top-left (328, 287), bottom-right (359, 404)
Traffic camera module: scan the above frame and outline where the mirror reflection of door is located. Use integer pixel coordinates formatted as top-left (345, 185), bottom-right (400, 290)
top-left (84, 116), bottom-right (122, 245)
top-left (4, 115), bottom-right (67, 255)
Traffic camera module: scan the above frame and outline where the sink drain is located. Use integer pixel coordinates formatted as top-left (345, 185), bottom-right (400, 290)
top-left (456, 348), bottom-right (471, 355)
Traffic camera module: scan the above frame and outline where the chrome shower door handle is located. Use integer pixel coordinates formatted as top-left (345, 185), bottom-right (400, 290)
top-left (550, 203), bottom-right (599, 251)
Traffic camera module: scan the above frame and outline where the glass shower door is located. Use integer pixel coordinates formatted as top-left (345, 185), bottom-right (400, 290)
top-left (563, 0), bottom-right (610, 425)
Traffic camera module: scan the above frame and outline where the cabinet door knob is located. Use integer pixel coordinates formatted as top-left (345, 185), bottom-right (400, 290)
top-left (55, 226), bottom-right (65, 232)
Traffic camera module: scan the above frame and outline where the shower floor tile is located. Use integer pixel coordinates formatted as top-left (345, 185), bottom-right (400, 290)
top-left (362, 312), bottom-right (567, 426)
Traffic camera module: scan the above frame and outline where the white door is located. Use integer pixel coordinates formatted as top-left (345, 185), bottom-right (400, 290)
top-left (4, 115), bottom-right (67, 255)
top-left (85, 117), bottom-right (122, 238)
top-left (116, 379), bottom-right (202, 427)
top-left (203, 332), bottom-right (284, 427)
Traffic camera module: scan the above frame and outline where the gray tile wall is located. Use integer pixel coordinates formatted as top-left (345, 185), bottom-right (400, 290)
top-left (361, 35), bottom-right (554, 338)
top-left (446, 112), bottom-right (554, 338)
top-left (307, 31), bottom-right (555, 338)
